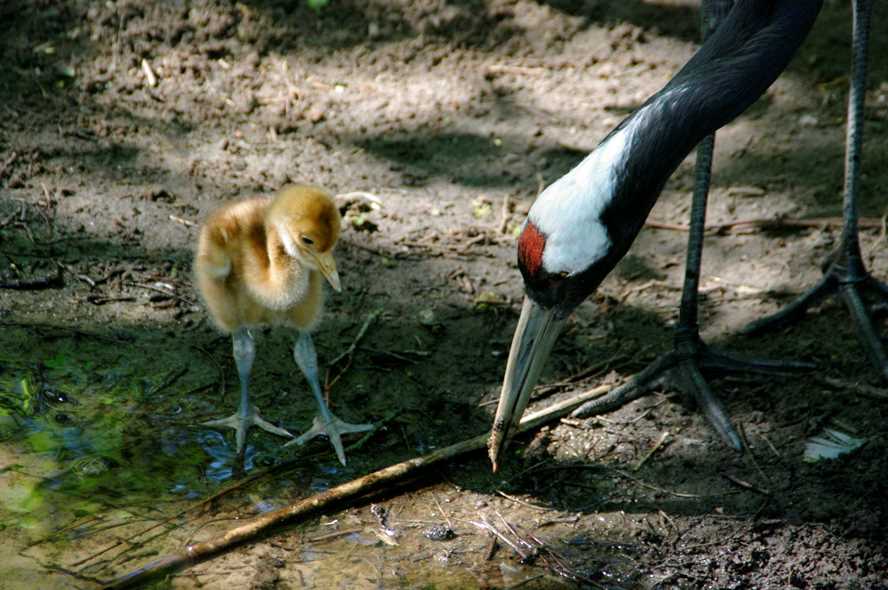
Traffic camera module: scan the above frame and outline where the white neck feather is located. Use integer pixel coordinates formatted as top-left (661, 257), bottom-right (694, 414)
top-left (275, 221), bottom-right (299, 258)
top-left (528, 123), bottom-right (633, 276)
top-left (244, 222), bottom-right (311, 310)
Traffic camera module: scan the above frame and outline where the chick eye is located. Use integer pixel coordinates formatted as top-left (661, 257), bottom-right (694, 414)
top-left (301, 236), bottom-right (314, 246)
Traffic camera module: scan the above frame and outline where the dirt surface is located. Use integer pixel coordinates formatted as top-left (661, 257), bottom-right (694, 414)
top-left (1, 1), bottom-right (887, 588)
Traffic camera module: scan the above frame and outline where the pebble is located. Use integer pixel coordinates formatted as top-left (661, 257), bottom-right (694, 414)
top-left (423, 524), bottom-right (455, 541)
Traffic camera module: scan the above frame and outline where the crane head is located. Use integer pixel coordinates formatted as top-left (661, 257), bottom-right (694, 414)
top-left (489, 150), bottom-right (621, 471)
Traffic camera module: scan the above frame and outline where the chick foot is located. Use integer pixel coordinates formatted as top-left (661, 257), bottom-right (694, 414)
top-left (203, 407), bottom-right (293, 455)
top-left (287, 413), bottom-right (373, 465)
top-left (291, 331), bottom-right (373, 465)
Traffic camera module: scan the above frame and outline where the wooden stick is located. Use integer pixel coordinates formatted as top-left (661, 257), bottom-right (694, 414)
top-left (327, 308), bottom-right (382, 367)
top-left (644, 215), bottom-right (886, 233)
top-left (499, 193), bottom-right (511, 234)
top-left (0, 267), bottom-right (63, 290)
top-left (633, 431), bottom-right (670, 471)
top-left (816, 375), bottom-right (888, 400)
top-left (104, 384), bottom-right (610, 588)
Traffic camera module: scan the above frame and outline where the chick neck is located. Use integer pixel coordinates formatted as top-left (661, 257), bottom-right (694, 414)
top-left (249, 219), bottom-right (312, 310)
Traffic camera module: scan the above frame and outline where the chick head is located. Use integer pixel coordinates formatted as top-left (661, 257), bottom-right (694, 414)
top-left (268, 185), bottom-right (342, 291)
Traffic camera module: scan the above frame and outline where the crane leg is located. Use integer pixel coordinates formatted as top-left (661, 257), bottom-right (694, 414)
top-left (203, 327), bottom-right (294, 454)
top-left (573, 0), bottom-right (817, 449)
top-left (741, 0), bottom-right (887, 380)
top-left (573, 133), bottom-right (812, 450)
top-left (286, 331), bottom-right (373, 465)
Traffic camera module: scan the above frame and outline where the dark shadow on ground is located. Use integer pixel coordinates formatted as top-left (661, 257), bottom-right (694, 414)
top-left (2, 1), bottom-right (887, 586)
top-left (2, 0), bottom-right (885, 196)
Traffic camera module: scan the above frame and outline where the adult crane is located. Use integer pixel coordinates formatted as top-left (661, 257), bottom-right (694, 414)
top-left (485, 0), bottom-right (879, 469)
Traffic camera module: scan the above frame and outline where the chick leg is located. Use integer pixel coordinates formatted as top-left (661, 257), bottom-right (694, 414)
top-left (203, 327), bottom-right (294, 454)
top-left (287, 331), bottom-right (373, 465)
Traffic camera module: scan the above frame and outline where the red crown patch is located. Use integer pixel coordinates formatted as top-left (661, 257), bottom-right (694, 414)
top-left (517, 221), bottom-right (546, 276)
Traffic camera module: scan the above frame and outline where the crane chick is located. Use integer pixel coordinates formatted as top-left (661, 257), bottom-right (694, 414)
top-left (194, 185), bottom-right (372, 464)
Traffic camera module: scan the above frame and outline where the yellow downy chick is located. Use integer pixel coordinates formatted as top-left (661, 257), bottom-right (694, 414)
top-left (194, 185), bottom-right (371, 464)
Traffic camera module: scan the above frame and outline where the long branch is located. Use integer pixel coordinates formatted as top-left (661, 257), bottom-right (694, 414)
top-left (644, 215), bottom-right (886, 233)
top-left (104, 385), bottom-right (611, 589)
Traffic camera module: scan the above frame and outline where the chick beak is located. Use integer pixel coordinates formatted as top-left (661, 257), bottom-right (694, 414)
top-left (313, 250), bottom-right (341, 292)
top-left (488, 296), bottom-right (566, 471)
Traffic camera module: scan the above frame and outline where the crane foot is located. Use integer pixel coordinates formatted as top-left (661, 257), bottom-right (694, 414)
top-left (570, 332), bottom-right (815, 451)
top-left (742, 256), bottom-right (888, 381)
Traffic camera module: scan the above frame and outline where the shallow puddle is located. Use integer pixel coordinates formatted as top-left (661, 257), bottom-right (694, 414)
top-left (0, 325), bottom-right (644, 589)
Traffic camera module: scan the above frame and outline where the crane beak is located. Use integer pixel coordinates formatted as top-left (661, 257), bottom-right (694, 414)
top-left (488, 296), bottom-right (566, 472)
top-left (313, 251), bottom-right (341, 292)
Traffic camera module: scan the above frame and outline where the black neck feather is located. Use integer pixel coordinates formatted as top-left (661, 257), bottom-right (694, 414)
top-left (568, 0), bottom-right (822, 310)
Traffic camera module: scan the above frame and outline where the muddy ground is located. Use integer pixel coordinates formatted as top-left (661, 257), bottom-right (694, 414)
top-left (1, 0), bottom-right (887, 588)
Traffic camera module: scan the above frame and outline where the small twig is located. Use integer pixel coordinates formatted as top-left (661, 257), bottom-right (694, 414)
top-left (611, 469), bottom-right (703, 499)
top-left (495, 511), bottom-right (535, 552)
top-left (480, 512), bottom-right (600, 588)
top-left (36, 563), bottom-right (107, 586)
top-left (760, 433), bottom-right (782, 459)
top-left (38, 183), bottom-right (55, 235)
top-left (484, 533), bottom-right (499, 561)
top-left (0, 150), bottom-right (19, 185)
top-left (816, 375), bottom-right (888, 400)
top-left (495, 490), bottom-right (551, 512)
top-left (306, 527), bottom-right (363, 543)
top-left (738, 423), bottom-right (771, 485)
top-left (658, 509), bottom-right (678, 535)
top-left (467, 517), bottom-right (530, 561)
top-left (633, 431), bottom-right (670, 471)
top-left (645, 215), bottom-right (887, 234)
top-left (485, 64), bottom-right (546, 76)
top-left (324, 309), bottom-right (383, 398)
top-left (141, 58), bottom-right (157, 87)
top-left (343, 239), bottom-right (393, 258)
top-left (558, 417), bottom-right (585, 428)
top-left (86, 295), bottom-right (137, 305)
top-left (335, 191), bottom-right (384, 208)
top-left (169, 215), bottom-right (196, 227)
top-left (643, 220), bottom-right (694, 232)
top-left (0, 266), bottom-right (63, 290)
top-left (149, 366), bottom-right (188, 396)
top-left (720, 473), bottom-right (771, 496)
top-left (76, 274), bottom-right (97, 288)
top-left (328, 309), bottom-right (383, 367)
top-left (125, 281), bottom-right (194, 306)
top-left (626, 397), bottom-right (667, 424)
top-left (499, 193), bottom-right (511, 234)
top-left (458, 233), bottom-right (492, 254)
top-left (432, 494), bottom-right (453, 530)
